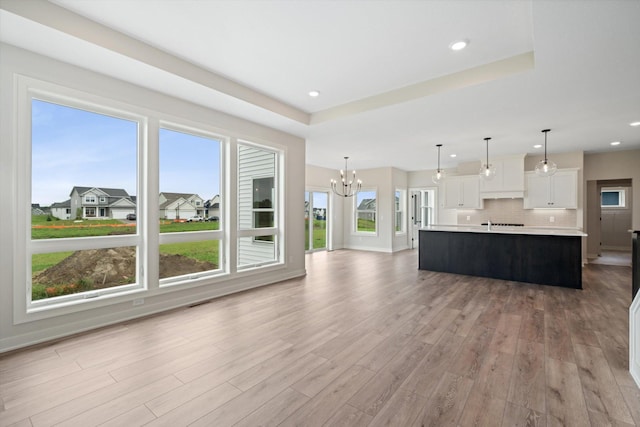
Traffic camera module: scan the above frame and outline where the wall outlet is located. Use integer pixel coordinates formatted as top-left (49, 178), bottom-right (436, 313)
top-left (466, 215), bottom-right (471, 221)
top-left (549, 216), bottom-right (555, 223)
top-left (133, 298), bottom-right (144, 306)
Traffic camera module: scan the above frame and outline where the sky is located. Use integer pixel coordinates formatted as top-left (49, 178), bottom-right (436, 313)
top-left (32, 99), bottom-right (221, 206)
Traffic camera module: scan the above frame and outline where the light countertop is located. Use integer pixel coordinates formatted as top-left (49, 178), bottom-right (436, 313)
top-left (421, 225), bottom-right (587, 237)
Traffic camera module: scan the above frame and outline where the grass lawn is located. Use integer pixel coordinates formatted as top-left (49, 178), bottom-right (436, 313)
top-left (159, 240), bottom-right (219, 265)
top-left (305, 219), bottom-right (326, 250)
top-left (32, 251), bottom-right (73, 274)
top-left (31, 216), bottom-right (221, 299)
top-left (31, 215), bottom-right (219, 239)
top-left (357, 218), bottom-right (376, 232)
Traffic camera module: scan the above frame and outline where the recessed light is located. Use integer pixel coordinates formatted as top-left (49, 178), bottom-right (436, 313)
top-left (610, 141), bottom-right (621, 146)
top-left (533, 144), bottom-right (542, 149)
top-left (449, 39), bottom-right (468, 51)
top-left (449, 154), bottom-right (457, 158)
top-left (308, 90), bottom-right (320, 97)
top-left (630, 121), bottom-right (640, 127)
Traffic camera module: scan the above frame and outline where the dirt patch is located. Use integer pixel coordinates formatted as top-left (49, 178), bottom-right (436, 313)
top-left (34, 247), bottom-right (216, 287)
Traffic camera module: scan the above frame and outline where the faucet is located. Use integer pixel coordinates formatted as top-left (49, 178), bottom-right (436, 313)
top-left (487, 219), bottom-right (492, 231)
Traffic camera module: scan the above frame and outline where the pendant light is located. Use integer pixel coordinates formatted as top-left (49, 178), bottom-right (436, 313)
top-left (432, 144), bottom-right (446, 184)
top-left (535, 129), bottom-right (557, 177)
top-left (479, 137), bottom-right (496, 180)
top-left (330, 156), bottom-right (362, 197)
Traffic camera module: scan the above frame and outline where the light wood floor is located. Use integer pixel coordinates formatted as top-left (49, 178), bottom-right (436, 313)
top-left (1, 249), bottom-right (639, 427)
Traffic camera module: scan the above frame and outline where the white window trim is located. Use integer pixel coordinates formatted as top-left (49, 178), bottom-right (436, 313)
top-left (353, 188), bottom-right (378, 235)
top-left (236, 141), bottom-right (283, 270)
top-left (395, 189), bottom-right (406, 235)
top-left (10, 71), bottom-right (289, 327)
top-left (600, 187), bottom-right (627, 209)
top-left (16, 76), bottom-right (147, 323)
top-left (158, 121), bottom-right (228, 286)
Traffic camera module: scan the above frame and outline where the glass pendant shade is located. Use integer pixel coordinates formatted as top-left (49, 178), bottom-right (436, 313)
top-left (480, 163), bottom-right (496, 180)
top-left (432, 169), bottom-right (446, 184)
top-left (535, 159), bottom-right (557, 177)
top-left (432, 144), bottom-right (445, 184)
top-left (535, 129), bottom-right (557, 177)
top-left (479, 137), bottom-right (496, 180)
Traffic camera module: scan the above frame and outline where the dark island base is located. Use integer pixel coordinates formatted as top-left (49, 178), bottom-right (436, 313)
top-left (419, 230), bottom-right (582, 289)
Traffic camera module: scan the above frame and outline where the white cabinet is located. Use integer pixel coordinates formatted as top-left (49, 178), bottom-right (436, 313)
top-left (480, 155), bottom-right (525, 198)
top-left (444, 176), bottom-right (483, 209)
top-left (523, 169), bottom-right (578, 209)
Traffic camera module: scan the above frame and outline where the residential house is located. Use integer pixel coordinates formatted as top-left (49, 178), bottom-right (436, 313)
top-left (69, 186), bottom-right (136, 220)
top-left (159, 192), bottom-right (204, 220)
top-left (204, 194), bottom-right (220, 219)
top-left (50, 199), bottom-right (71, 220)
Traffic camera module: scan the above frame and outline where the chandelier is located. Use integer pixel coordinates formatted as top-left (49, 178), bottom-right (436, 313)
top-left (331, 156), bottom-right (362, 198)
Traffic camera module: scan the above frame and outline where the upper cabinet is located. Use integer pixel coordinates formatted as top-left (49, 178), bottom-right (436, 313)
top-left (444, 175), bottom-right (483, 209)
top-left (523, 169), bottom-right (578, 209)
top-left (480, 155), bottom-right (525, 198)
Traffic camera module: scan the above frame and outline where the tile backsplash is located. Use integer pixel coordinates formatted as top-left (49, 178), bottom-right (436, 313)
top-left (456, 198), bottom-right (578, 227)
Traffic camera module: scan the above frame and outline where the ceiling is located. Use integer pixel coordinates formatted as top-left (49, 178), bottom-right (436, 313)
top-left (1, 0), bottom-right (639, 172)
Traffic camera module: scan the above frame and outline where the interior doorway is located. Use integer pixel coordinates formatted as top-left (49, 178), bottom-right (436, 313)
top-left (409, 188), bottom-right (436, 250)
top-left (587, 178), bottom-right (633, 266)
top-left (305, 191), bottom-right (328, 252)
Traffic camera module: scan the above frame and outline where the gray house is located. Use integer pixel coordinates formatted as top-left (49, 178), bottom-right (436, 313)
top-left (69, 186), bottom-right (136, 220)
top-left (50, 199), bottom-right (71, 220)
top-left (159, 192), bottom-right (204, 219)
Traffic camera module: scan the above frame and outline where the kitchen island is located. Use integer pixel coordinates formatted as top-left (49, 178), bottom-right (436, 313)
top-left (419, 225), bottom-right (586, 289)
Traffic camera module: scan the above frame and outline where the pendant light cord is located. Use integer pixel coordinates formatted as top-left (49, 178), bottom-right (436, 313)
top-left (542, 129), bottom-right (550, 163)
top-left (484, 137), bottom-right (491, 168)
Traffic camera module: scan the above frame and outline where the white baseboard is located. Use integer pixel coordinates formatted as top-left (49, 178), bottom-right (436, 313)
top-left (602, 245), bottom-right (632, 251)
top-left (0, 268), bottom-right (306, 353)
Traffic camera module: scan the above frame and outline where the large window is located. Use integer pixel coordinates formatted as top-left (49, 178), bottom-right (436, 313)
top-left (395, 189), bottom-right (405, 234)
top-left (355, 190), bottom-right (377, 233)
top-left (159, 127), bottom-right (223, 283)
top-left (237, 143), bottom-right (280, 268)
top-left (16, 76), bottom-right (290, 322)
top-left (30, 98), bottom-right (141, 304)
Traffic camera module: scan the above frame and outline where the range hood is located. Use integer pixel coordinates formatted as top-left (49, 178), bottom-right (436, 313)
top-left (480, 154), bottom-right (525, 199)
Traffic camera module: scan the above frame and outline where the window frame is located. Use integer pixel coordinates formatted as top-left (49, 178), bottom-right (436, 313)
top-left (395, 189), bottom-right (406, 235)
top-left (12, 72), bottom-right (290, 326)
top-left (354, 188), bottom-right (378, 235)
top-left (18, 78), bottom-right (147, 321)
top-left (600, 188), bottom-right (627, 208)
top-left (157, 121), bottom-right (227, 287)
top-left (236, 141), bottom-right (282, 269)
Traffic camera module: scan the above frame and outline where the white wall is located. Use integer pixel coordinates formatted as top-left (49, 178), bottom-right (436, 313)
top-left (307, 165), bottom-right (412, 253)
top-left (392, 168), bottom-right (410, 252)
top-left (584, 150), bottom-right (640, 230)
top-left (0, 43), bottom-right (306, 352)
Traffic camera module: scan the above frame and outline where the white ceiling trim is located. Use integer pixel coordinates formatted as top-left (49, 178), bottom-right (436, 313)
top-left (0, 0), bottom-right (535, 131)
top-left (0, 0), bottom-right (311, 125)
top-left (310, 51), bottom-right (535, 125)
